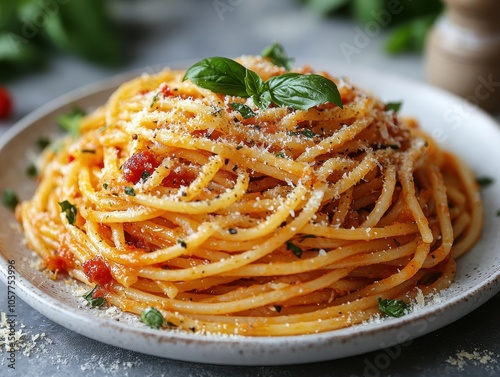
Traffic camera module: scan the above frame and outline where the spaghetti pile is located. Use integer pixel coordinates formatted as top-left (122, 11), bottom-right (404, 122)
top-left (18, 55), bottom-right (483, 336)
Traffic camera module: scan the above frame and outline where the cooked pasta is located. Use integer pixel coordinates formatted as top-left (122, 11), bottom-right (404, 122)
top-left (17, 55), bottom-right (483, 336)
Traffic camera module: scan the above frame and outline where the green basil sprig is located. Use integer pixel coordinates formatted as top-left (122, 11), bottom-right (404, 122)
top-left (261, 43), bottom-right (293, 71)
top-left (183, 57), bottom-right (343, 111)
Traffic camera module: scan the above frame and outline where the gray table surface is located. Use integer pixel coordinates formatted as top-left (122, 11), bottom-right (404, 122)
top-left (1, 1), bottom-right (500, 376)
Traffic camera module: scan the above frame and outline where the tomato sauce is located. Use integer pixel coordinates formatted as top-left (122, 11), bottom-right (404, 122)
top-left (46, 241), bottom-right (75, 273)
top-left (161, 170), bottom-right (196, 188)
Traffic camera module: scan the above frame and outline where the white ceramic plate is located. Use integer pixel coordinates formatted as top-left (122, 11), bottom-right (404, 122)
top-left (1, 60), bottom-right (500, 366)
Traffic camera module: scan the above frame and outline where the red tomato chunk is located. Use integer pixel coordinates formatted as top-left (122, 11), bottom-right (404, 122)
top-left (82, 257), bottom-right (113, 287)
top-left (0, 87), bottom-right (12, 119)
top-left (161, 85), bottom-right (173, 97)
top-left (122, 151), bottom-right (159, 184)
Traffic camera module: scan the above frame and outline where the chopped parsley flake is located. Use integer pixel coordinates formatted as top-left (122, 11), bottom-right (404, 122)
top-left (385, 102), bottom-right (402, 113)
top-left (140, 307), bottom-right (165, 329)
top-left (57, 107), bottom-right (85, 138)
top-left (476, 176), bottom-right (494, 188)
top-left (150, 93), bottom-right (159, 108)
top-left (286, 241), bottom-right (303, 258)
top-left (124, 187), bottom-right (136, 196)
top-left (2, 189), bottom-right (19, 210)
top-left (36, 137), bottom-right (51, 150)
top-left (58, 200), bottom-right (77, 225)
top-left (230, 102), bottom-right (256, 119)
top-left (378, 298), bottom-right (407, 317)
top-left (290, 129), bottom-right (316, 138)
top-left (82, 285), bottom-right (106, 308)
top-left (26, 164), bottom-right (38, 178)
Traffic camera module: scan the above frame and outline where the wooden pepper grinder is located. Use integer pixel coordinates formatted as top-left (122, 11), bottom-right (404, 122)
top-left (425, 0), bottom-right (500, 113)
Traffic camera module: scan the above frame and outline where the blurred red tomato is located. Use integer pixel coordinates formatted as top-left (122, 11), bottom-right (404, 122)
top-left (0, 87), bottom-right (13, 119)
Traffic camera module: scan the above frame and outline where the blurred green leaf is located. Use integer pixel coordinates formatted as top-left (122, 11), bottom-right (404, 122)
top-left (299, 0), bottom-right (444, 55)
top-left (57, 106), bottom-right (86, 138)
top-left (0, 0), bottom-right (123, 81)
top-left (385, 14), bottom-right (438, 54)
top-left (395, 0), bottom-right (443, 23)
top-left (0, 0), bottom-right (20, 30)
top-left (305, 0), bottom-right (350, 14)
top-left (353, 0), bottom-right (385, 24)
top-left (43, 0), bottom-right (123, 66)
top-left (0, 33), bottom-right (43, 63)
top-left (385, 23), bottom-right (412, 54)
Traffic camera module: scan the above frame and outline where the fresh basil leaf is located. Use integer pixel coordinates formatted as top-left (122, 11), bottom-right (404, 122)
top-left (2, 188), bottom-right (19, 210)
top-left (141, 307), bottom-right (165, 329)
top-left (261, 43), bottom-right (293, 71)
top-left (254, 90), bottom-right (272, 110)
top-left (57, 107), bottom-right (85, 138)
top-left (378, 298), bottom-right (407, 317)
top-left (244, 69), bottom-right (270, 109)
top-left (244, 69), bottom-right (266, 96)
top-left (183, 57), bottom-right (249, 98)
top-left (386, 102), bottom-right (402, 113)
top-left (59, 200), bottom-right (77, 225)
top-left (267, 73), bottom-right (343, 110)
top-left (230, 103), bottom-right (256, 119)
top-left (184, 55), bottom-right (343, 111)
